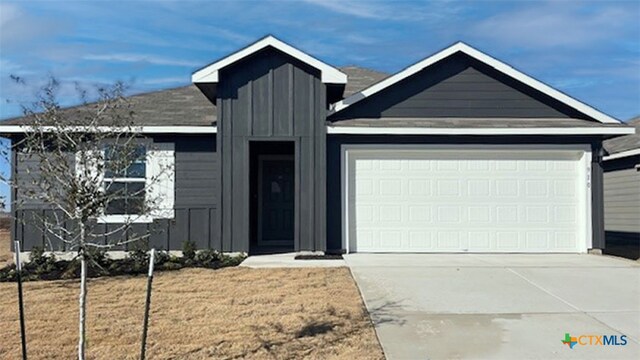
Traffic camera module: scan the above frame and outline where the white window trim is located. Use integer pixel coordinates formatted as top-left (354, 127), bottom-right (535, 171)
top-left (76, 143), bottom-right (175, 224)
top-left (340, 144), bottom-right (593, 254)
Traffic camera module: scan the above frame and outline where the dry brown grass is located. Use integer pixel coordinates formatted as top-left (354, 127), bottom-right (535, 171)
top-left (0, 263), bottom-right (383, 359)
top-left (0, 230), bottom-right (12, 267)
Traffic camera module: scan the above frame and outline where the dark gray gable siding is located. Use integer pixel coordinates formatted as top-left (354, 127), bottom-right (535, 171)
top-left (330, 52), bottom-right (597, 122)
top-left (217, 46), bottom-right (326, 253)
top-left (13, 134), bottom-right (219, 251)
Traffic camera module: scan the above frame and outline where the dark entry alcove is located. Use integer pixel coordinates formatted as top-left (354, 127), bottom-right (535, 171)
top-left (250, 141), bottom-right (295, 254)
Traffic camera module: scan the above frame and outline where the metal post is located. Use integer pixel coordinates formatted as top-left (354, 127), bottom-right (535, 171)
top-left (140, 248), bottom-right (155, 360)
top-left (14, 241), bottom-right (27, 360)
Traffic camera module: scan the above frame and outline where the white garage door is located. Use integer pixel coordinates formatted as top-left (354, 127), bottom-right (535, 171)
top-left (345, 147), bottom-right (590, 253)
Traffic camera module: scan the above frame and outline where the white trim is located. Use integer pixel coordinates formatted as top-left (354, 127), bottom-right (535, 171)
top-left (192, 35), bottom-right (347, 84)
top-left (603, 148), bottom-right (640, 161)
top-left (341, 144), bottom-right (592, 254)
top-left (97, 215), bottom-right (154, 224)
top-left (0, 125), bottom-right (217, 134)
top-left (327, 126), bottom-right (634, 136)
top-left (330, 42), bottom-right (620, 124)
top-left (147, 142), bottom-right (175, 219)
top-left (583, 150), bottom-right (593, 250)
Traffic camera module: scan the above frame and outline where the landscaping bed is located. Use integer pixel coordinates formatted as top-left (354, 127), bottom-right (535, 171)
top-left (0, 242), bottom-right (246, 282)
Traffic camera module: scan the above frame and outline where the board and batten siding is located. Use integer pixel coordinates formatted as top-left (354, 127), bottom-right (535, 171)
top-left (216, 46), bottom-right (326, 253)
top-left (603, 156), bottom-right (640, 233)
top-left (12, 134), bottom-right (219, 251)
top-left (329, 52), bottom-right (596, 122)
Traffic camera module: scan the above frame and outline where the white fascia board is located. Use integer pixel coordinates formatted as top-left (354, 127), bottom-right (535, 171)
top-left (603, 148), bottom-right (640, 161)
top-left (192, 35), bottom-right (347, 84)
top-left (326, 126), bottom-right (635, 136)
top-left (0, 125), bottom-right (217, 134)
top-left (330, 42), bottom-right (620, 124)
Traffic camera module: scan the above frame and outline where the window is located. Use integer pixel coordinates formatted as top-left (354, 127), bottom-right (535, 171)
top-left (103, 145), bottom-right (147, 215)
top-left (76, 142), bottom-right (175, 223)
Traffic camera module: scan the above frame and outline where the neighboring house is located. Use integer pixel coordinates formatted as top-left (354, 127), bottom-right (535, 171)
top-left (602, 117), bottom-right (640, 259)
top-left (0, 35), bottom-right (635, 255)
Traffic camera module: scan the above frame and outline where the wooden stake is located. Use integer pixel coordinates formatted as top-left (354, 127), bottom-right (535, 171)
top-left (15, 241), bottom-right (27, 360)
top-left (140, 248), bottom-right (155, 360)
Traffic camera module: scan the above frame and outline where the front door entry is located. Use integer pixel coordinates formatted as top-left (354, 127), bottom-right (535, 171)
top-left (258, 155), bottom-right (295, 246)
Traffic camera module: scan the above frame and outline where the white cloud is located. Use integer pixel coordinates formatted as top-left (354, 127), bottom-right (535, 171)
top-left (301, 0), bottom-right (461, 21)
top-left (471, 2), bottom-right (636, 48)
top-left (301, 0), bottom-right (388, 19)
top-left (83, 53), bottom-right (201, 67)
top-left (0, 3), bottom-right (68, 49)
top-left (0, 3), bottom-right (21, 25)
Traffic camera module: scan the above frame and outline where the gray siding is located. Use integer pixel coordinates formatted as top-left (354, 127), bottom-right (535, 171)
top-left (603, 156), bottom-right (640, 233)
top-left (12, 134), bottom-right (219, 251)
top-left (217, 47), bottom-right (326, 253)
top-left (330, 52), bottom-right (596, 122)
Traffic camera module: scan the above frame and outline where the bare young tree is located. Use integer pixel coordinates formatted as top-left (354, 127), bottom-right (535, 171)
top-left (2, 78), bottom-right (172, 360)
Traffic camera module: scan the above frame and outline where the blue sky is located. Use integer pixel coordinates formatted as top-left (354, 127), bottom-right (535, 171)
top-left (0, 0), bottom-right (639, 206)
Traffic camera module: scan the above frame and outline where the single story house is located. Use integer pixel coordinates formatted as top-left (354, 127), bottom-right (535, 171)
top-left (602, 117), bottom-right (640, 259)
top-left (1, 35), bottom-right (635, 255)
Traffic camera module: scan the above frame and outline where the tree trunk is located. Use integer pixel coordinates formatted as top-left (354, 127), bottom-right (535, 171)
top-left (78, 223), bottom-right (87, 360)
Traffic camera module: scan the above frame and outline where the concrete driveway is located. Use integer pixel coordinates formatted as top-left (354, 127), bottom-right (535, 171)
top-left (345, 254), bottom-right (640, 360)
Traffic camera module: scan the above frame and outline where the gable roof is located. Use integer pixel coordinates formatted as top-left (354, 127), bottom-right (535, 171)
top-left (0, 66), bottom-right (382, 128)
top-left (603, 116), bottom-right (640, 158)
top-left (192, 35), bottom-right (347, 84)
top-left (330, 42), bottom-right (620, 124)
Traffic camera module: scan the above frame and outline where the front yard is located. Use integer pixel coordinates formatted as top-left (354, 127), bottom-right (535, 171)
top-left (0, 232), bottom-right (383, 359)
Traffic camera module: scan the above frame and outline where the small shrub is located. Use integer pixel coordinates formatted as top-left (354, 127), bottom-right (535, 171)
top-left (195, 249), bottom-right (220, 264)
top-left (128, 241), bottom-right (150, 272)
top-left (0, 264), bottom-right (18, 282)
top-left (182, 240), bottom-right (197, 261)
top-left (29, 246), bottom-right (46, 264)
top-left (62, 259), bottom-right (80, 279)
top-left (220, 253), bottom-right (247, 267)
top-left (154, 250), bottom-right (170, 265)
top-left (28, 246), bottom-right (57, 275)
top-left (86, 247), bottom-right (110, 275)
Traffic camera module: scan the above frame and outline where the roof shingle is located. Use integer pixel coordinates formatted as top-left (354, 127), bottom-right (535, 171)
top-left (1, 66), bottom-right (388, 127)
top-left (603, 117), bottom-right (640, 154)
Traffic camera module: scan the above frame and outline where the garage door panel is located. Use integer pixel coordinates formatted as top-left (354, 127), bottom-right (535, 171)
top-left (348, 149), bottom-right (587, 253)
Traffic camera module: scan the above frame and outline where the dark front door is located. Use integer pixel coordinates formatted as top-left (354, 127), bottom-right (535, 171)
top-left (258, 155), bottom-right (295, 246)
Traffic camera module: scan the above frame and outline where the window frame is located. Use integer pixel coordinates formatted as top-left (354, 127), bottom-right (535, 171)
top-left (99, 143), bottom-right (152, 224)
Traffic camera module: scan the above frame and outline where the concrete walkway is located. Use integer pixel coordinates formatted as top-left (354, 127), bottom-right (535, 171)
top-left (240, 252), bottom-right (346, 268)
top-left (345, 254), bottom-right (640, 360)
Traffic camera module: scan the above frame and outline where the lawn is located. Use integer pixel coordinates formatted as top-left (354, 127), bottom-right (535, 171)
top-left (0, 235), bottom-right (383, 359)
top-left (0, 230), bottom-right (11, 267)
